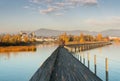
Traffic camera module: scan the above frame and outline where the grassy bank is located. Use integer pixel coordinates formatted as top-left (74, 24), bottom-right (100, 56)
top-left (0, 46), bottom-right (36, 53)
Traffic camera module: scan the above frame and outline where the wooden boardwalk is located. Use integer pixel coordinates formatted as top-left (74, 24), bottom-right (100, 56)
top-left (30, 46), bottom-right (102, 81)
top-left (65, 42), bottom-right (112, 52)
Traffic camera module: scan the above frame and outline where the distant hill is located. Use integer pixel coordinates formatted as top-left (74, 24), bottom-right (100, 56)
top-left (101, 29), bottom-right (120, 37)
top-left (34, 28), bottom-right (64, 37)
top-left (1, 28), bottom-right (120, 37)
top-left (34, 28), bottom-right (120, 37)
top-left (34, 28), bottom-right (98, 37)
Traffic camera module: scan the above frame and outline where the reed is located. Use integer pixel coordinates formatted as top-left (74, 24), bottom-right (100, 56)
top-left (0, 46), bottom-right (36, 53)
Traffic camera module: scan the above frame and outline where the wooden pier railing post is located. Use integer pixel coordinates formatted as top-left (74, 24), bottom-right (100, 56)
top-left (71, 48), bottom-right (72, 52)
top-left (94, 55), bottom-right (97, 75)
top-left (80, 53), bottom-right (82, 62)
top-left (78, 54), bottom-right (80, 61)
top-left (83, 54), bottom-right (85, 65)
top-left (105, 58), bottom-right (108, 81)
top-left (78, 47), bottom-right (80, 52)
top-left (77, 54), bottom-right (79, 59)
top-left (87, 53), bottom-right (90, 69)
top-left (75, 47), bottom-right (76, 52)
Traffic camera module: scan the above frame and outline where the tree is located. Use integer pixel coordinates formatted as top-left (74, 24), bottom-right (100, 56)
top-left (80, 38), bottom-right (85, 43)
top-left (69, 35), bottom-right (74, 42)
top-left (1, 34), bottom-right (11, 43)
top-left (97, 34), bottom-right (103, 41)
top-left (24, 36), bottom-right (29, 43)
top-left (84, 35), bottom-right (94, 41)
top-left (73, 36), bottom-right (80, 42)
top-left (59, 33), bottom-right (69, 43)
top-left (80, 33), bottom-right (85, 43)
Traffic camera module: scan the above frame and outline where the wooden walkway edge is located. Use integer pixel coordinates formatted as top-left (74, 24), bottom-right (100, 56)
top-left (29, 46), bottom-right (102, 81)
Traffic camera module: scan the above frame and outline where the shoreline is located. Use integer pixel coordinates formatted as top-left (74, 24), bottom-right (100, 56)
top-left (0, 46), bottom-right (37, 53)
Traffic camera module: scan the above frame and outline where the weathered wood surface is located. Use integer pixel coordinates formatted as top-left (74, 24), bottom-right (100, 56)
top-left (30, 46), bottom-right (102, 81)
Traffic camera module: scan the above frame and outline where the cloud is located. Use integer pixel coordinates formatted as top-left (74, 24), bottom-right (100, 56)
top-left (40, 7), bottom-right (57, 14)
top-left (84, 16), bottom-right (120, 26)
top-left (24, 6), bottom-right (30, 9)
top-left (27, 0), bottom-right (98, 15)
top-left (55, 13), bottom-right (64, 16)
top-left (68, 0), bottom-right (98, 6)
top-left (30, 0), bottom-right (98, 5)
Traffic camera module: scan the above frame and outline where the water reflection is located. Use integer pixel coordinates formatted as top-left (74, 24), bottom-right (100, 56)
top-left (0, 43), bottom-right (120, 81)
top-left (0, 44), bottom-right (58, 60)
top-left (0, 46), bottom-right (37, 60)
top-left (73, 43), bottom-right (120, 81)
top-left (0, 44), bottom-right (57, 81)
top-left (36, 43), bottom-right (58, 48)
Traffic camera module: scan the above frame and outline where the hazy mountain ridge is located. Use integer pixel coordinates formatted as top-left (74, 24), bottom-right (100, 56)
top-left (34, 28), bottom-right (94, 36)
top-left (101, 29), bottom-right (120, 37)
top-left (34, 28), bottom-right (120, 37)
top-left (1, 28), bottom-right (120, 37)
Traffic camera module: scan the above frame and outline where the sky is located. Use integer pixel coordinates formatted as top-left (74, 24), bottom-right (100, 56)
top-left (0, 0), bottom-right (120, 33)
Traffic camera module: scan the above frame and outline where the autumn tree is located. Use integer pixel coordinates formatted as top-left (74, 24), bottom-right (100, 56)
top-left (79, 33), bottom-right (85, 43)
top-left (96, 34), bottom-right (103, 41)
top-left (23, 36), bottom-right (29, 43)
top-left (59, 33), bottom-right (69, 43)
top-left (84, 35), bottom-right (94, 41)
top-left (1, 34), bottom-right (11, 43)
top-left (73, 36), bottom-right (80, 42)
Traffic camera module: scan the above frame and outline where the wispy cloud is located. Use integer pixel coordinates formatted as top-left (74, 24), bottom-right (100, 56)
top-left (55, 13), bottom-right (64, 16)
top-left (40, 7), bottom-right (57, 14)
top-left (84, 16), bottom-right (120, 26)
top-left (30, 0), bottom-right (98, 5)
top-left (23, 6), bottom-right (30, 9)
top-left (27, 0), bottom-right (98, 15)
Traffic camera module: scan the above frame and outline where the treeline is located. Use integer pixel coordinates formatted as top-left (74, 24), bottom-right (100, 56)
top-left (59, 33), bottom-right (109, 43)
top-left (0, 34), bottom-right (35, 46)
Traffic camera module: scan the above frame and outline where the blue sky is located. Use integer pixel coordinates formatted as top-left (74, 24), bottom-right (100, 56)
top-left (0, 0), bottom-right (120, 33)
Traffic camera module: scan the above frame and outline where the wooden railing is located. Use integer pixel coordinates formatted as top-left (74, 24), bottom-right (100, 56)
top-left (65, 41), bottom-right (111, 45)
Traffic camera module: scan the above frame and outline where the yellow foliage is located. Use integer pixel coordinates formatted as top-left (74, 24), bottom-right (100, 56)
top-left (59, 33), bottom-right (69, 43)
top-left (97, 33), bottom-right (103, 41)
top-left (80, 38), bottom-right (85, 43)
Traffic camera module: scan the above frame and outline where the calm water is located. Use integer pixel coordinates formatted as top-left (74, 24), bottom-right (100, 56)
top-left (74, 43), bottom-right (120, 81)
top-left (0, 43), bottom-right (120, 81)
top-left (0, 44), bottom-right (57, 81)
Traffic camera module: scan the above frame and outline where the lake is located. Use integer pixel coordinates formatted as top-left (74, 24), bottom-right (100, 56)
top-left (74, 43), bottom-right (120, 81)
top-left (0, 43), bottom-right (120, 81)
top-left (0, 44), bottom-right (57, 81)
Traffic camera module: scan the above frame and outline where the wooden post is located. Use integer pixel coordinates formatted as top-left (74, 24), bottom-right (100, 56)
top-left (80, 47), bottom-right (81, 51)
top-left (87, 53), bottom-right (90, 69)
top-left (106, 58), bottom-right (108, 81)
top-left (83, 45), bottom-right (84, 51)
top-left (78, 54), bottom-right (80, 61)
top-left (79, 47), bottom-right (80, 52)
top-left (87, 45), bottom-right (88, 49)
top-left (77, 54), bottom-right (79, 60)
top-left (83, 54), bottom-right (85, 65)
top-left (71, 48), bottom-right (72, 52)
top-left (94, 55), bottom-right (97, 75)
top-left (75, 47), bottom-right (76, 52)
top-left (76, 47), bottom-right (78, 52)
top-left (80, 53), bottom-right (82, 62)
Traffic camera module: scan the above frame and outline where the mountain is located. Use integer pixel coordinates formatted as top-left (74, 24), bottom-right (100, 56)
top-left (34, 28), bottom-right (64, 37)
top-left (1, 28), bottom-right (119, 37)
top-left (34, 28), bottom-right (120, 37)
top-left (100, 29), bottom-right (120, 37)
top-left (34, 28), bottom-right (97, 36)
